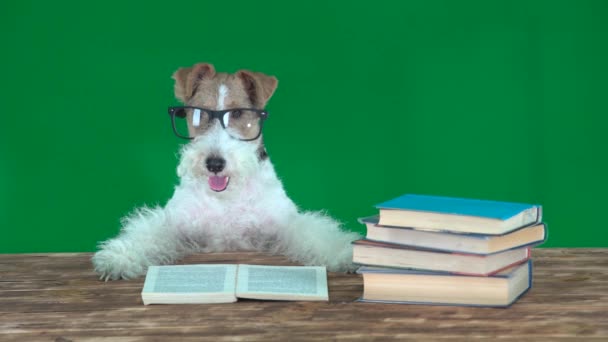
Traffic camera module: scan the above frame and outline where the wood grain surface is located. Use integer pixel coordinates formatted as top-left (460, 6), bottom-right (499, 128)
top-left (0, 249), bottom-right (606, 341)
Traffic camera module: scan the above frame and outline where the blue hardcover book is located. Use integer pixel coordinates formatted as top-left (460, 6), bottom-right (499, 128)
top-left (376, 194), bottom-right (542, 235)
top-left (356, 261), bottom-right (532, 308)
top-left (359, 216), bottom-right (547, 255)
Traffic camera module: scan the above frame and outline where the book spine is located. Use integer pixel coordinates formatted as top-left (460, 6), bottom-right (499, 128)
top-left (541, 222), bottom-right (548, 245)
top-left (536, 206), bottom-right (543, 223)
top-left (528, 260), bottom-right (533, 289)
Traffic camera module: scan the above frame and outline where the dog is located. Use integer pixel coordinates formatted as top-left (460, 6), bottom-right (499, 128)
top-left (92, 63), bottom-right (361, 280)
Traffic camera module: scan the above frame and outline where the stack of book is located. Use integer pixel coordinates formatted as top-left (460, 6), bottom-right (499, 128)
top-left (354, 194), bottom-right (546, 307)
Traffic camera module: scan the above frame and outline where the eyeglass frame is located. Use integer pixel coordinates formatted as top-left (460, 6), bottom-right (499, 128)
top-left (167, 106), bottom-right (269, 141)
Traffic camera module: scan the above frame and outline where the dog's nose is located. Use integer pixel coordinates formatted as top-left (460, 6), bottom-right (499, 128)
top-left (206, 156), bottom-right (226, 173)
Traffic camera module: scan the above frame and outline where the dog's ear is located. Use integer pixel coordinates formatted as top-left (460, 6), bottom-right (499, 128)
top-left (237, 70), bottom-right (278, 108)
top-left (172, 63), bottom-right (216, 103)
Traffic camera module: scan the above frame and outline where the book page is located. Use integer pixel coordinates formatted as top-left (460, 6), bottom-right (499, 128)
top-left (236, 265), bottom-right (328, 301)
top-left (142, 264), bottom-right (237, 304)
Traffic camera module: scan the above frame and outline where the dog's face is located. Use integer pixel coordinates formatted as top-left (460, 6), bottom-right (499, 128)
top-left (172, 63), bottom-right (278, 196)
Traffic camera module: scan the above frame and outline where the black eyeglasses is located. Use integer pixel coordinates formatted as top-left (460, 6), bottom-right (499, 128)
top-left (167, 106), bottom-right (269, 141)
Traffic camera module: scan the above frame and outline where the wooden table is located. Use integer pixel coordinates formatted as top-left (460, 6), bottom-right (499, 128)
top-left (0, 249), bottom-right (606, 341)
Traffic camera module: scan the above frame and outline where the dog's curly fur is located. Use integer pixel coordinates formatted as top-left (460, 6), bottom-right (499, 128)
top-left (92, 63), bottom-right (361, 280)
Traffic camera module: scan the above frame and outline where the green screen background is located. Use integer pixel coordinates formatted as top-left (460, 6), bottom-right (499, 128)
top-left (1, 0), bottom-right (607, 252)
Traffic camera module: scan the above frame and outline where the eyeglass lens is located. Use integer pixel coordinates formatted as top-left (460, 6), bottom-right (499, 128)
top-left (172, 108), bottom-right (262, 140)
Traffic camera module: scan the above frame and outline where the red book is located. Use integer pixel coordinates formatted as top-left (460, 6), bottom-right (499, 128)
top-left (352, 239), bottom-right (531, 276)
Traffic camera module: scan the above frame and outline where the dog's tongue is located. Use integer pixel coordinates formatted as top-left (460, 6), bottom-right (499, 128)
top-left (208, 176), bottom-right (229, 192)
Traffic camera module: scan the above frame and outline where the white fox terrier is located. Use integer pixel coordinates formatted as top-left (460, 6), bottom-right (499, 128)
top-left (92, 63), bottom-right (361, 280)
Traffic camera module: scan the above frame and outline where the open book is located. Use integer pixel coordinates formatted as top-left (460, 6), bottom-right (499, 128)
top-left (141, 264), bottom-right (328, 304)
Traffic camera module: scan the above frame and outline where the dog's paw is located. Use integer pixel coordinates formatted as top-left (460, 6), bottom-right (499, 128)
top-left (344, 262), bottom-right (361, 274)
top-left (92, 248), bottom-right (146, 281)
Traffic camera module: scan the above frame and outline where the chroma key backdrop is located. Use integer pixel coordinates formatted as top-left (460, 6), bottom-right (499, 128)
top-left (1, 0), bottom-right (607, 252)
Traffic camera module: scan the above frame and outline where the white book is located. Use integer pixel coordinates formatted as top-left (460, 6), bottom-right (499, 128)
top-left (141, 264), bottom-right (328, 305)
